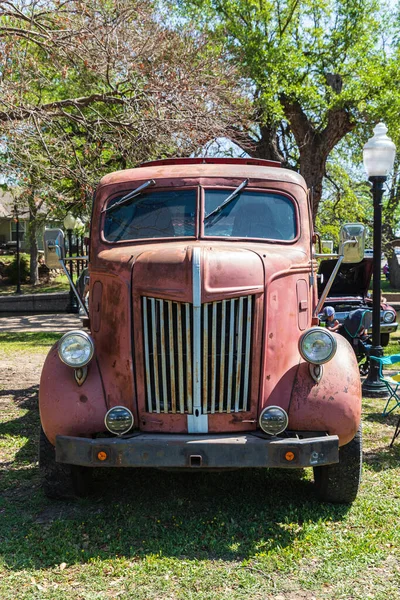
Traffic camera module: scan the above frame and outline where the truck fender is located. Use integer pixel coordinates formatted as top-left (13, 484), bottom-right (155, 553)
top-left (39, 343), bottom-right (107, 446)
top-left (288, 334), bottom-right (362, 446)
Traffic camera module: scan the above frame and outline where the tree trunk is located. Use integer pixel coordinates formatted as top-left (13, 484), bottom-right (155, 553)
top-left (279, 96), bottom-right (355, 220)
top-left (388, 252), bottom-right (400, 289)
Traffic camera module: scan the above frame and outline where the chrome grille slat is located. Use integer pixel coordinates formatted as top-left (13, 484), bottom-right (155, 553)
top-left (242, 296), bottom-right (253, 412)
top-left (226, 298), bottom-right (235, 414)
top-left (211, 301), bottom-right (217, 414)
top-left (142, 295), bottom-right (253, 415)
top-left (185, 302), bottom-right (193, 414)
top-left (234, 297), bottom-right (244, 412)
top-left (218, 300), bottom-right (227, 413)
top-left (202, 303), bottom-right (209, 415)
top-left (177, 303), bottom-right (185, 414)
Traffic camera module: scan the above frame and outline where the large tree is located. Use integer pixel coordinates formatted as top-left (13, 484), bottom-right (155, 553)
top-left (176, 0), bottom-right (396, 217)
top-left (0, 0), bottom-right (248, 282)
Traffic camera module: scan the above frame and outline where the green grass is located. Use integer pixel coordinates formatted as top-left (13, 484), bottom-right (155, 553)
top-left (1, 337), bottom-right (400, 599)
top-left (0, 274), bottom-right (69, 296)
top-left (0, 332), bottom-right (61, 355)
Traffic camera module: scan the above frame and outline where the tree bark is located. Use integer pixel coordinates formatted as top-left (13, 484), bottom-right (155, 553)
top-left (388, 252), bottom-right (400, 289)
top-left (244, 96), bottom-right (356, 220)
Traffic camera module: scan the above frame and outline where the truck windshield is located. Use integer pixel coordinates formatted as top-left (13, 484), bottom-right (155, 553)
top-left (104, 189), bottom-right (197, 241)
top-left (204, 190), bottom-right (296, 240)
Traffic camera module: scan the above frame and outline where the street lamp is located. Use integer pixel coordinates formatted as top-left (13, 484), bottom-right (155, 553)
top-left (63, 212), bottom-right (77, 312)
top-left (14, 204), bottom-right (22, 295)
top-left (362, 123), bottom-right (396, 397)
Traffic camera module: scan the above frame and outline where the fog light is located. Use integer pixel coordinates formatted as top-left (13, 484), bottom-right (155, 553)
top-left (259, 406), bottom-right (288, 436)
top-left (105, 406), bottom-right (134, 435)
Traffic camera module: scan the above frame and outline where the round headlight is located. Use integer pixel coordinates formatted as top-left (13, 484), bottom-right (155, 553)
top-left (259, 406), bottom-right (288, 436)
top-left (105, 406), bottom-right (134, 436)
top-left (299, 327), bottom-right (337, 365)
top-left (383, 311), bottom-right (395, 323)
top-left (58, 330), bottom-right (94, 367)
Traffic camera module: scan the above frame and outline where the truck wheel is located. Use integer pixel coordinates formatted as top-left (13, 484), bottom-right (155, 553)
top-left (313, 425), bottom-right (362, 504)
top-left (39, 427), bottom-right (92, 499)
top-left (380, 333), bottom-right (389, 347)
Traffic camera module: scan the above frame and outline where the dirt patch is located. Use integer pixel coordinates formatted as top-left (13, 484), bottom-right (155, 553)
top-left (0, 352), bottom-right (45, 393)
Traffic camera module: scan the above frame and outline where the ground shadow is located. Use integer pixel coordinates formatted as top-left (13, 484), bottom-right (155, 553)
top-left (0, 384), bottom-right (364, 572)
top-left (1, 449), bottom-right (351, 571)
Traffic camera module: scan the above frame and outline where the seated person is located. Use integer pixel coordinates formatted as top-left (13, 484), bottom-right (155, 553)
top-left (322, 306), bottom-right (341, 332)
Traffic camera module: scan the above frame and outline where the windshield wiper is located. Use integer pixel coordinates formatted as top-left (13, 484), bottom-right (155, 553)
top-left (102, 179), bottom-right (156, 213)
top-left (204, 179), bottom-right (249, 222)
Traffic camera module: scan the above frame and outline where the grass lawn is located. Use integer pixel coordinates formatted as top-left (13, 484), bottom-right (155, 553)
top-left (0, 274), bottom-right (70, 296)
top-left (0, 334), bottom-right (399, 599)
top-left (0, 253), bottom-right (70, 295)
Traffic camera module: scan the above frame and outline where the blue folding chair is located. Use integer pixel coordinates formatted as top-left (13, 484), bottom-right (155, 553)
top-left (369, 354), bottom-right (400, 416)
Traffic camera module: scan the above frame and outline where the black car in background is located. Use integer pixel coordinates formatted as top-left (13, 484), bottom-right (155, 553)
top-left (318, 258), bottom-right (397, 346)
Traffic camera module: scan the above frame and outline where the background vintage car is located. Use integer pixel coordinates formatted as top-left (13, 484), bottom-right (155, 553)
top-left (318, 258), bottom-right (398, 346)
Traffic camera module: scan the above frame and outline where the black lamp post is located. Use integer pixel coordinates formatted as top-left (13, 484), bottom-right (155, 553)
top-left (14, 205), bottom-right (21, 295)
top-left (362, 123), bottom-right (396, 398)
top-left (63, 212), bottom-right (77, 313)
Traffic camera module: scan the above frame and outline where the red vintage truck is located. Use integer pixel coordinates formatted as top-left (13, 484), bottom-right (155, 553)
top-left (40, 158), bottom-right (363, 502)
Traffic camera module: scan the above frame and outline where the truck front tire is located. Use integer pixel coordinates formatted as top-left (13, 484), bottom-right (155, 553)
top-left (313, 425), bottom-right (362, 504)
top-left (39, 427), bottom-right (92, 499)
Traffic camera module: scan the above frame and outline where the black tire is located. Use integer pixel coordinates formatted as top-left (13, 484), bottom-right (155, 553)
top-left (39, 427), bottom-right (92, 499)
top-left (380, 333), bottom-right (390, 347)
top-left (313, 425), bottom-right (362, 504)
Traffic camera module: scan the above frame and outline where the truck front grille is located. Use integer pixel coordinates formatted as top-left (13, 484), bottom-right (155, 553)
top-left (142, 296), bottom-right (253, 414)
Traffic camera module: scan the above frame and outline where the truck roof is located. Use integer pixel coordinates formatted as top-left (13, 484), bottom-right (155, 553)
top-left (99, 158), bottom-right (307, 190)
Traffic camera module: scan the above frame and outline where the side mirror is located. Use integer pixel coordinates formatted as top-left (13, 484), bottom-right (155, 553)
top-left (43, 228), bottom-right (65, 268)
top-left (339, 223), bottom-right (365, 263)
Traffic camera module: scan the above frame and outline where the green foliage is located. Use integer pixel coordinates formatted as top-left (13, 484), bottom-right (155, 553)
top-left (316, 147), bottom-right (373, 244)
top-left (177, 0), bottom-right (388, 130)
top-left (4, 255), bottom-right (30, 284)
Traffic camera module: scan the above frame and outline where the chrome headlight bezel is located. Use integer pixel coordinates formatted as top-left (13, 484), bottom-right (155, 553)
top-left (104, 406), bottom-right (134, 436)
top-left (299, 327), bottom-right (337, 365)
top-left (383, 310), bottom-right (396, 324)
top-left (58, 330), bottom-right (94, 368)
top-left (259, 406), bottom-right (289, 436)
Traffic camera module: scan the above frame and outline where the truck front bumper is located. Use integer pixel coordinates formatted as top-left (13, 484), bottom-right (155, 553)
top-left (56, 432), bottom-right (339, 469)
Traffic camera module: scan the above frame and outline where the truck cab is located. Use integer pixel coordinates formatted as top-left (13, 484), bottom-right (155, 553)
top-left (39, 158), bottom-right (363, 503)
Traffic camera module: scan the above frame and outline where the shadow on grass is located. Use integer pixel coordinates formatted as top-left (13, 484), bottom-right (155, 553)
top-left (0, 464), bottom-right (353, 571)
top-left (0, 386), bottom-right (359, 571)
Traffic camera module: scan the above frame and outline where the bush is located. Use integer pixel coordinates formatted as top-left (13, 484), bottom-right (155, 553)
top-left (5, 255), bottom-right (30, 284)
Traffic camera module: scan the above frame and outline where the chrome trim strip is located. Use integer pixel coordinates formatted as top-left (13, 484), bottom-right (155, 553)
top-left (159, 300), bottom-right (168, 413)
top-left (226, 298), bottom-right (235, 413)
top-left (242, 295), bottom-right (252, 411)
top-left (203, 303), bottom-right (209, 414)
top-left (191, 247), bottom-right (208, 432)
top-left (219, 300), bottom-right (227, 413)
top-left (234, 297), bottom-right (244, 412)
top-left (177, 303), bottom-right (185, 413)
top-left (142, 298), bottom-right (153, 412)
top-left (150, 298), bottom-right (161, 413)
top-left (211, 301), bottom-right (217, 414)
top-left (167, 301), bottom-right (176, 413)
top-left (185, 302), bottom-right (193, 414)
